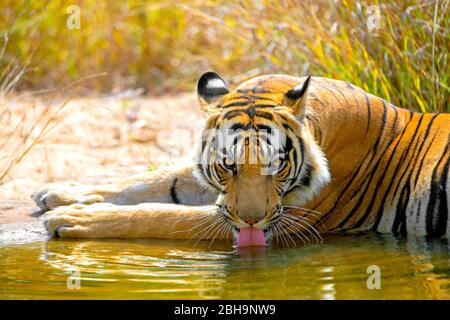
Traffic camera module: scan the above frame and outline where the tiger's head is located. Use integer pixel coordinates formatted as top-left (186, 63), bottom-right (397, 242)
top-left (193, 72), bottom-right (331, 247)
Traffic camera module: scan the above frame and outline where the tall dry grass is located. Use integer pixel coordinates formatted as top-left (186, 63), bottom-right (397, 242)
top-left (0, 0), bottom-right (448, 110)
top-left (0, 96), bottom-right (69, 184)
top-left (0, 30), bottom-right (105, 184)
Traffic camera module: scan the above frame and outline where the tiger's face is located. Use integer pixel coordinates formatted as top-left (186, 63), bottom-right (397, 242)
top-left (194, 72), bottom-right (330, 247)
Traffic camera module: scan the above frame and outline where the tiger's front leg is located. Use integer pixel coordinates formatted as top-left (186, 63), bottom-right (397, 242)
top-left (44, 202), bottom-right (230, 240)
top-left (33, 164), bottom-right (218, 212)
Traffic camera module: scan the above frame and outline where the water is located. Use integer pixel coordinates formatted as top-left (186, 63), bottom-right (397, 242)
top-left (1, 233), bottom-right (450, 299)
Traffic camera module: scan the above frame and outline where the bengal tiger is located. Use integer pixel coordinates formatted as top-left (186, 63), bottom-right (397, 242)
top-left (33, 72), bottom-right (450, 247)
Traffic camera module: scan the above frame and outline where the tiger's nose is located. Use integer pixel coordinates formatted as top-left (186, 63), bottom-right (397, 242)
top-left (244, 218), bottom-right (260, 225)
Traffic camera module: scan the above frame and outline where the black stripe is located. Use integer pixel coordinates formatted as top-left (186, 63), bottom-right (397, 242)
top-left (223, 110), bottom-right (245, 119)
top-left (229, 123), bottom-right (251, 131)
top-left (372, 100), bottom-right (387, 152)
top-left (320, 111), bottom-right (413, 223)
top-left (369, 114), bottom-right (425, 230)
top-left (294, 137), bottom-right (304, 178)
top-left (202, 160), bottom-right (217, 190)
top-left (332, 107), bottom-right (399, 228)
top-left (426, 159), bottom-right (442, 235)
top-left (299, 164), bottom-right (312, 186)
top-left (389, 112), bottom-right (430, 235)
top-left (252, 103), bottom-right (276, 108)
top-left (362, 92), bottom-right (371, 135)
top-left (318, 147), bottom-right (375, 214)
top-left (255, 111), bottom-right (274, 120)
top-left (305, 114), bottom-right (323, 145)
top-left (435, 154), bottom-right (449, 236)
top-left (255, 124), bottom-right (272, 133)
top-left (392, 183), bottom-right (410, 235)
top-left (391, 114), bottom-right (439, 197)
top-left (223, 109), bottom-right (275, 120)
top-left (412, 133), bottom-right (439, 189)
top-left (340, 114), bottom-right (421, 229)
top-left (426, 142), bottom-right (449, 236)
top-left (222, 101), bottom-right (249, 108)
top-left (281, 135), bottom-right (301, 193)
top-left (391, 105), bottom-right (399, 132)
top-left (170, 178), bottom-right (180, 204)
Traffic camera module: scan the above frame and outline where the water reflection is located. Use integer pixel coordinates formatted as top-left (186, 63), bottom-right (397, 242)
top-left (0, 233), bottom-right (449, 299)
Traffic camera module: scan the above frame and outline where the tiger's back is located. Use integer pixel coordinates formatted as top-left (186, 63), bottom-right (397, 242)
top-left (288, 77), bottom-right (450, 237)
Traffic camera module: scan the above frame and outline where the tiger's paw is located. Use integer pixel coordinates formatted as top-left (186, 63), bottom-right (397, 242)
top-left (32, 184), bottom-right (104, 213)
top-left (43, 203), bottom-right (113, 238)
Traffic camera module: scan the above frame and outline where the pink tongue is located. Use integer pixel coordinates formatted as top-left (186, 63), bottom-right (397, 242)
top-left (236, 228), bottom-right (267, 248)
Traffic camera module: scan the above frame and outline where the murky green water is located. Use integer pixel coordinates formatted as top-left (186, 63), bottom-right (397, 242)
top-left (1, 233), bottom-right (450, 299)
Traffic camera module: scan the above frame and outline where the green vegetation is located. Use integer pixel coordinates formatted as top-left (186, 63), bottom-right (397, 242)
top-left (0, 0), bottom-right (448, 111)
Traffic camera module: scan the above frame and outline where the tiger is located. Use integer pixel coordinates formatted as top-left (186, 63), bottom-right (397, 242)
top-left (33, 72), bottom-right (450, 247)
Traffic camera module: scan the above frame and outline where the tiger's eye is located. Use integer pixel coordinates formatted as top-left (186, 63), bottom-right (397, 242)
top-left (224, 158), bottom-right (235, 167)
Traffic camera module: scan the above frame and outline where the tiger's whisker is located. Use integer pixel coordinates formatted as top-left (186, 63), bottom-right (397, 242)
top-left (274, 223), bottom-right (289, 247)
top-left (282, 210), bottom-right (324, 228)
top-left (192, 215), bottom-right (229, 246)
top-left (282, 206), bottom-right (323, 215)
top-left (284, 216), bottom-right (323, 243)
top-left (170, 213), bottom-right (218, 236)
top-left (283, 212), bottom-right (326, 233)
top-left (189, 218), bottom-right (222, 244)
top-left (282, 207), bottom-right (324, 224)
top-left (278, 221), bottom-right (297, 246)
top-left (281, 214), bottom-right (323, 243)
top-left (208, 218), bottom-right (228, 248)
top-left (280, 219), bottom-right (309, 245)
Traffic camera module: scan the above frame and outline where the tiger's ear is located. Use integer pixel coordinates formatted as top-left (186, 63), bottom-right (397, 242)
top-left (284, 75), bottom-right (311, 116)
top-left (197, 71), bottom-right (229, 112)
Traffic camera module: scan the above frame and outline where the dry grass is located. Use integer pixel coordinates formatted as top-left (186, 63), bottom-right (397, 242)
top-left (0, 36), bottom-right (66, 185)
top-left (0, 97), bottom-right (69, 184)
top-left (0, 0), bottom-right (448, 111)
top-left (0, 52), bottom-right (108, 185)
top-left (0, 93), bottom-right (204, 199)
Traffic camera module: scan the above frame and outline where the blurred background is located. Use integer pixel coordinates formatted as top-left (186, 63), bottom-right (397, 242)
top-left (1, 0), bottom-right (448, 110)
top-left (0, 0), bottom-right (448, 214)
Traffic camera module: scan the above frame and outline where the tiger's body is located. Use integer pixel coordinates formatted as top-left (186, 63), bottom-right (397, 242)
top-left (35, 73), bottom-right (450, 245)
